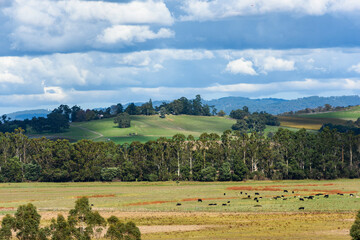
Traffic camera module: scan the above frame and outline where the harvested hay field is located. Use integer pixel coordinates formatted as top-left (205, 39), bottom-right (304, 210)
top-left (0, 179), bottom-right (359, 239)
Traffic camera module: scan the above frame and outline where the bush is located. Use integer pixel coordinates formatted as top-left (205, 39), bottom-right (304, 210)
top-left (218, 162), bottom-right (231, 181)
top-left (25, 163), bottom-right (42, 181)
top-left (200, 166), bottom-right (216, 181)
top-left (101, 167), bottom-right (120, 182)
top-left (351, 210), bottom-right (360, 240)
top-left (2, 157), bottom-right (23, 182)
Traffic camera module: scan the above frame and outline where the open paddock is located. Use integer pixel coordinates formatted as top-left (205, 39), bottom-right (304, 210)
top-left (0, 179), bottom-right (359, 239)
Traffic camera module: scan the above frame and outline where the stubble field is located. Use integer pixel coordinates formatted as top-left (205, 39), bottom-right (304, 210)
top-left (0, 179), bottom-right (359, 239)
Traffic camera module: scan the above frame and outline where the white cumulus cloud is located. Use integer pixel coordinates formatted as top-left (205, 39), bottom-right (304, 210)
top-left (3, 0), bottom-right (174, 51)
top-left (263, 57), bottom-right (295, 72)
top-left (97, 25), bottom-right (174, 44)
top-left (349, 63), bottom-right (360, 73)
top-left (0, 72), bottom-right (24, 84)
top-left (226, 58), bottom-right (257, 75)
top-left (181, 0), bottom-right (360, 21)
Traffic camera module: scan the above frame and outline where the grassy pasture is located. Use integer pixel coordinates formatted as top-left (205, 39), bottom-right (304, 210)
top-left (28, 115), bottom-right (303, 144)
top-left (278, 116), bottom-right (350, 130)
top-left (299, 106), bottom-right (360, 120)
top-left (0, 180), bottom-right (359, 239)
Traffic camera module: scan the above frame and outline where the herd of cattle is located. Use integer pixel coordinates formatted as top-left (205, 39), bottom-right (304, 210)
top-left (175, 189), bottom-right (356, 210)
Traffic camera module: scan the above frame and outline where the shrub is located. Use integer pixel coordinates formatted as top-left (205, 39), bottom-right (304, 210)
top-left (351, 210), bottom-right (360, 240)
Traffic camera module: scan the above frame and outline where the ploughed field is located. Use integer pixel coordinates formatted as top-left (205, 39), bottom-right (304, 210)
top-left (0, 179), bottom-right (359, 239)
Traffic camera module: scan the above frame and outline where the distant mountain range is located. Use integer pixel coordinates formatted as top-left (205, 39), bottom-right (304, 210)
top-left (204, 95), bottom-right (360, 114)
top-left (6, 109), bottom-right (51, 121)
top-left (5, 95), bottom-right (360, 120)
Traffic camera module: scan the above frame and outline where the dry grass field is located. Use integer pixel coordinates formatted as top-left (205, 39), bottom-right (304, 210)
top-left (0, 179), bottom-right (359, 239)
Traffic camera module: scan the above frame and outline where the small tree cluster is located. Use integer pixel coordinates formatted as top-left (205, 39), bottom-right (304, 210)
top-left (0, 197), bottom-right (141, 240)
top-left (114, 113), bottom-right (131, 128)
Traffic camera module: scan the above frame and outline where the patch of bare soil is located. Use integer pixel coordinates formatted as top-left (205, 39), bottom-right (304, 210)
top-left (139, 225), bottom-right (216, 234)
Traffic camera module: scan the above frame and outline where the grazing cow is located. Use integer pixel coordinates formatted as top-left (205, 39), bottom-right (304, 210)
top-left (284, 190), bottom-right (288, 193)
top-left (281, 195), bottom-right (284, 198)
top-left (350, 194), bottom-right (354, 197)
top-left (339, 193), bottom-right (344, 196)
top-left (198, 199), bottom-right (203, 202)
top-left (176, 203), bottom-right (182, 206)
top-left (299, 207), bottom-right (305, 210)
top-left (292, 191), bottom-right (294, 193)
top-left (254, 197), bottom-right (258, 201)
top-left (248, 195), bottom-right (251, 198)
top-left (222, 203), bottom-right (227, 206)
top-left (227, 201), bottom-right (231, 203)
top-left (315, 193), bottom-right (323, 196)
top-left (256, 199), bottom-right (259, 203)
top-left (224, 193), bottom-right (226, 196)
top-left (299, 198), bottom-right (304, 201)
top-left (259, 197), bottom-right (263, 199)
top-left (240, 192), bottom-right (243, 194)
top-left (255, 192), bottom-right (260, 195)
top-left (308, 196), bottom-right (314, 200)
top-left (324, 195), bottom-right (329, 198)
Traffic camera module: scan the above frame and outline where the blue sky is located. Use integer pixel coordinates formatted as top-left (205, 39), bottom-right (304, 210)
top-left (0, 0), bottom-right (360, 114)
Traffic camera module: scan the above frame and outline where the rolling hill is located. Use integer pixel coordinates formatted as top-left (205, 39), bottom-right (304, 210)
top-left (28, 115), bottom-right (237, 144)
top-left (279, 105), bottom-right (360, 130)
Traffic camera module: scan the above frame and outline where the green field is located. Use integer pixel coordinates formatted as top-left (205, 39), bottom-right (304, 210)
top-left (299, 106), bottom-right (360, 120)
top-left (0, 180), bottom-right (358, 239)
top-left (28, 115), bottom-right (305, 144)
top-left (278, 105), bottom-right (360, 130)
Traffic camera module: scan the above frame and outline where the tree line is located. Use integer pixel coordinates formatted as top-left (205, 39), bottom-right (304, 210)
top-left (0, 126), bottom-right (359, 183)
top-left (0, 197), bottom-right (140, 240)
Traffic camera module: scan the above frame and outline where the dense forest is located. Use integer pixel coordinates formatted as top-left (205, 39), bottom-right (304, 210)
top-left (0, 127), bottom-right (359, 183)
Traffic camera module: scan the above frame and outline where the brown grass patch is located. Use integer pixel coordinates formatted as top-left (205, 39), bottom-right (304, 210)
top-left (0, 207), bottom-right (14, 210)
top-left (75, 194), bottom-right (115, 199)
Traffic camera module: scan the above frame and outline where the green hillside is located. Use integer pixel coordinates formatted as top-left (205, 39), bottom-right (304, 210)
top-left (29, 115), bottom-right (237, 144)
top-left (27, 115), bottom-right (307, 144)
top-left (298, 105), bottom-right (360, 120)
top-left (279, 105), bottom-right (360, 130)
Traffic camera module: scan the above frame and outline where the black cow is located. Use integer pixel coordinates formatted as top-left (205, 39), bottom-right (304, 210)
top-left (222, 203), bottom-right (227, 206)
top-left (198, 199), bottom-right (203, 202)
top-left (255, 192), bottom-right (260, 195)
top-left (240, 192), bottom-right (243, 194)
top-left (248, 195), bottom-right (251, 198)
top-left (224, 193), bottom-right (226, 196)
top-left (284, 190), bottom-right (288, 193)
top-left (350, 194), bottom-right (354, 197)
top-left (308, 196), bottom-right (314, 200)
top-left (324, 195), bottom-right (329, 198)
top-left (254, 197), bottom-right (258, 201)
top-left (299, 198), bottom-right (304, 201)
top-left (299, 207), bottom-right (304, 210)
top-left (227, 201), bottom-right (231, 203)
top-left (176, 203), bottom-right (182, 206)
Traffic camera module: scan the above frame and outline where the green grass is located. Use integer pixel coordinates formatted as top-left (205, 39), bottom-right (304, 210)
top-left (29, 115), bottom-right (239, 144)
top-left (27, 115), bottom-right (304, 144)
top-left (299, 106), bottom-right (360, 120)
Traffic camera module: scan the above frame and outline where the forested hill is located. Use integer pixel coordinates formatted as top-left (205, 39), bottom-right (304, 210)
top-left (6, 95), bottom-right (360, 119)
top-left (204, 95), bottom-right (360, 115)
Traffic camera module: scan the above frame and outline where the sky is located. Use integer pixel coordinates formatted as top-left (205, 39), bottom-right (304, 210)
top-left (0, 0), bottom-right (360, 114)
